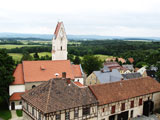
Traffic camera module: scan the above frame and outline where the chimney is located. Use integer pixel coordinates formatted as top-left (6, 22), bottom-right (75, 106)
top-left (62, 72), bottom-right (66, 79)
top-left (66, 78), bottom-right (71, 86)
top-left (101, 69), bottom-right (104, 73)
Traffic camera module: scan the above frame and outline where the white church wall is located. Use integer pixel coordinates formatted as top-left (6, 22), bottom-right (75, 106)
top-left (9, 84), bottom-right (25, 96)
top-left (74, 78), bottom-right (84, 85)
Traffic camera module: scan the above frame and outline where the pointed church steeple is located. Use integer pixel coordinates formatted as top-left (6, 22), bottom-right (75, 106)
top-left (52, 22), bottom-right (68, 60)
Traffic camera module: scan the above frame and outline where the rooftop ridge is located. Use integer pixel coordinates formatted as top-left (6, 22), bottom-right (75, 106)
top-left (45, 79), bottom-right (53, 113)
top-left (89, 76), bottom-right (152, 87)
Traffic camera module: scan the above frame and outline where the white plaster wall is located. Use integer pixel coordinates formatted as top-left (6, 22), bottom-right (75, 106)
top-left (9, 85), bottom-right (25, 95)
top-left (153, 92), bottom-right (160, 111)
top-left (74, 78), bottom-right (84, 85)
top-left (9, 105), bottom-right (22, 110)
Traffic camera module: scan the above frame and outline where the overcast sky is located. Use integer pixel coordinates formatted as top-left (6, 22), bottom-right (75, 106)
top-left (0, 0), bottom-right (160, 37)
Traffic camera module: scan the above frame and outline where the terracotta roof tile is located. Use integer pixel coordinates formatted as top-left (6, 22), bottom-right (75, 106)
top-left (128, 58), bottom-right (134, 63)
top-left (74, 82), bottom-right (84, 87)
top-left (12, 64), bottom-right (24, 85)
top-left (72, 65), bottom-right (82, 78)
top-left (54, 22), bottom-right (62, 39)
top-left (22, 60), bottom-right (75, 82)
top-left (22, 78), bottom-right (97, 113)
top-left (89, 77), bottom-right (160, 105)
top-left (10, 92), bottom-right (25, 101)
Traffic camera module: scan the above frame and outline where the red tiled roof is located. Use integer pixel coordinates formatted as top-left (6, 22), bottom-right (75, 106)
top-left (89, 77), bottom-right (160, 105)
top-left (74, 82), bottom-right (84, 87)
top-left (22, 60), bottom-right (75, 82)
top-left (12, 60), bottom-right (83, 84)
top-left (128, 58), bottom-right (134, 63)
top-left (54, 22), bottom-right (62, 39)
top-left (10, 92), bottom-right (25, 101)
top-left (12, 64), bottom-right (24, 85)
top-left (118, 58), bottom-right (126, 63)
top-left (72, 65), bottom-right (82, 78)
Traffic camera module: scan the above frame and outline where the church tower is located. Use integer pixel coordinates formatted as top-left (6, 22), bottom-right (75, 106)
top-left (52, 22), bottom-right (68, 60)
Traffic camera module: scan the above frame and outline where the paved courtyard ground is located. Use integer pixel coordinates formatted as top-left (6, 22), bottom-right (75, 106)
top-left (131, 114), bottom-right (160, 120)
top-left (9, 111), bottom-right (23, 120)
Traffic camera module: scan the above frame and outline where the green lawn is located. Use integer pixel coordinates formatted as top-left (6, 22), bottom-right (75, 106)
top-left (0, 44), bottom-right (42, 49)
top-left (0, 98), bottom-right (12, 120)
top-left (8, 52), bottom-right (112, 62)
top-left (8, 53), bottom-right (23, 61)
top-left (30, 52), bottom-right (51, 57)
top-left (8, 52), bottom-right (51, 61)
top-left (94, 54), bottom-right (113, 61)
top-left (16, 110), bottom-right (23, 117)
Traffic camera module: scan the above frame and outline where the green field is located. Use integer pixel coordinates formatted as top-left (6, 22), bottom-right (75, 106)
top-left (8, 52), bottom-right (112, 62)
top-left (8, 53), bottom-right (23, 61)
top-left (0, 44), bottom-right (42, 49)
top-left (95, 54), bottom-right (113, 61)
top-left (30, 52), bottom-right (51, 57)
top-left (9, 52), bottom-right (51, 61)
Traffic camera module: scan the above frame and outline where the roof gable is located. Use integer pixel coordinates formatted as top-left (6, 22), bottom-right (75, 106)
top-left (12, 64), bottom-right (24, 85)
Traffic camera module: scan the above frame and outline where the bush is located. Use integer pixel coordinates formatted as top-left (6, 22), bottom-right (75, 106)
top-left (16, 110), bottom-right (23, 117)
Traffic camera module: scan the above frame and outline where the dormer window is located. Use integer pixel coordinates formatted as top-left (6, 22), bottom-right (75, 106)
top-left (40, 65), bottom-right (45, 70)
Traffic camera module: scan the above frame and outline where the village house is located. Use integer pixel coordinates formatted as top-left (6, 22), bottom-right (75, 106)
top-left (21, 76), bottom-right (98, 120)
top-left (89, 76), bottom-right (160, 120)
top-left (85, 66), bottom-right (123, 85)
top-left (9, 22), bottom-right (84, 110)
top-left (21, 75), bottom-right (160, 120)
top-left (122, 64), bottom-right (134, 73)
top-left (121, 72), bottom-right (142, 80)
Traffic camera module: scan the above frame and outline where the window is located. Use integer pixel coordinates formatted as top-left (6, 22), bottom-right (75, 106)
top-left (65, 112), bottom-right (70, 120)
top-left (130, 110), bottom-right (134, 118)
top-left (32, 85), bottom-right (36, 88)
top-left (102, 108), bottom-right (105, 112)
top-left (32, 107), bottom-right (34, 116)
top-left (111, 105), bottom-right (115, 114)
top-left (83, 107), bottom-right (90, 116)
top-left (139, 98), bottom-right (143, 106)
top-left (130, 101), bottom-right (134, 108)
top-left (121, 103), bottom-right (125, 111)
top-left (56, 114), bottom-right (61, 120)
top-left (74, 109), bottom-right (79, 118)
top-left (26, 103), bottom-right (28, 111)
top-left (61, 46), bottom-right (62, 51)
top-left (38, 112), bottom-right (41, 120)
top-left (19, 101), bottom-right (22, 105)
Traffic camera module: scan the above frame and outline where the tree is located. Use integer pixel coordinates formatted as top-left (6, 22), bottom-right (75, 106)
top-left (156, 62), bottom-right (160, 82)
top-left (0, 49), bottom-right (15, 103)
top-left (82, 55), bottom-right (103, 76)
top-left (73, 56), bottom-right (81, 64)
top-left (68, 54), bottom-right (74, 62)
top-left (21, 51), bottom-right (33, 61)
top-left (33, 52), bottom-right (39, 60)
